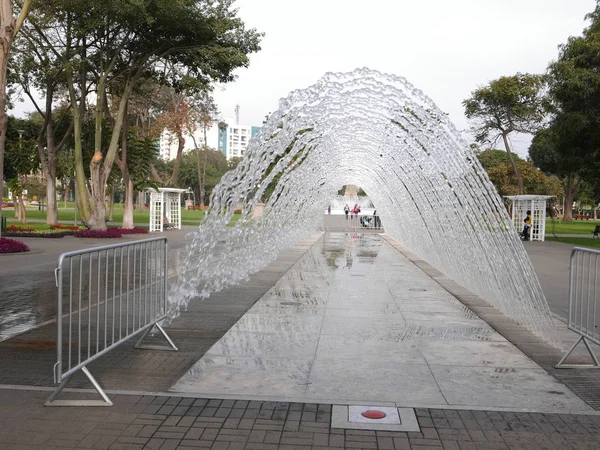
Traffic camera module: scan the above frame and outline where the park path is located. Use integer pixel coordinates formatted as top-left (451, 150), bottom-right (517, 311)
top-left (171, 233), bottom-right (591, 414)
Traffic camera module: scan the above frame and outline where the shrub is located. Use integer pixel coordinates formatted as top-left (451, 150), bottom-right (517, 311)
top-left (74, 228), bottom-right (123, 238)
top-left (0, 238), bottom-right (29, 253)
top-left (117, 227), bottom-right (148, 234)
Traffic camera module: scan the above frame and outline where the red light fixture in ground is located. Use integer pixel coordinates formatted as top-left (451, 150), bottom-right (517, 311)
top-left (361, 410), bottom-right (387, 419)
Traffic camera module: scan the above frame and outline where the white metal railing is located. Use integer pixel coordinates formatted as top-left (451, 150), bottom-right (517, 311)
top-left (556, 247), bottom-right (600, 368)
top-left (46, 237), bottom-right (177, 406)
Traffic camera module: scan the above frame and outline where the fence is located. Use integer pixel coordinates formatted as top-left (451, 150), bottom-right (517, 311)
top-left (46, 237), bottom-right (178, 406)
top-left (320, 214), bottom-right (384, 232)
top-left (556, 247), bottom-right (600, 368)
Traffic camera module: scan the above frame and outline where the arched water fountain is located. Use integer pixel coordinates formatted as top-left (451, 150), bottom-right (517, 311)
top-left (171, 68), bottom-right (558, 347)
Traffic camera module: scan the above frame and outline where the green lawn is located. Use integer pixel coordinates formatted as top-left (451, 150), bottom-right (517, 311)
top-left (0, 207), bottom-right (246, 227)
top-left (545, 218), bottom-right (600, 235)
top-left (547, 236), bottom-right (600, 248)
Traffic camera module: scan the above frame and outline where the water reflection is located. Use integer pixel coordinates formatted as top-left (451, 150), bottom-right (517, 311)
top-left (0, 274), bottom-right (55, 342)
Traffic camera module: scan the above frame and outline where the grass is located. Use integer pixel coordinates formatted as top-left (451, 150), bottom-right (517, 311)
top-left (1, 207), bottom-right (246, 227)
top-left (545, 218), bottom-right (600, 235)
top-left (547, 237), bottom-right (600, 248)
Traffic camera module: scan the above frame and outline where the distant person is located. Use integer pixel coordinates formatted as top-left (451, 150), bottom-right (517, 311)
top-left (344, 204), bottom-right (350, 219)
top-left (522, 210), bottom-right (532, 241)
top-left (373, 210), bottom-right (380, 228)
top-left (328, 205), bottom-right (331, 215)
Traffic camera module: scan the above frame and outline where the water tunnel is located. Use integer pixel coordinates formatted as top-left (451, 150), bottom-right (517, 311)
top-left (173, 68), bottom-right (558, 347)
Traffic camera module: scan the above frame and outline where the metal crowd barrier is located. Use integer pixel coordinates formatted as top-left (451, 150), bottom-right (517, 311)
top-left (556, 247), bottom-right (600, 368)
top-left (46, 237), bottom-right (178, 406)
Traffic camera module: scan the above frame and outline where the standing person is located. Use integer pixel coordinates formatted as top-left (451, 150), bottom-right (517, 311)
top-left (344, 204), bottom-right (350, 219)
top-left (373, 210), bottom-right (380, 228)
top-left (327, 205), bottom-right (331, 215)
top-left (522, 210), bottom-right (532, 241)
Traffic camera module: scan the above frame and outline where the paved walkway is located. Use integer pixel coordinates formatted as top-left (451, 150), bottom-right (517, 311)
top-left (0, 228), bottom-right (193, 342)
top-left (170, 234), bottom-right (589, 414)
top-left (524, 241), bottom-right (583, 320)
top-left (1, 231), bottom-right (600, 449)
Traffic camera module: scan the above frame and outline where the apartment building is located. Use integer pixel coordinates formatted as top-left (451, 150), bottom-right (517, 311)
top-left (159, 118), bottom-right (260, 161)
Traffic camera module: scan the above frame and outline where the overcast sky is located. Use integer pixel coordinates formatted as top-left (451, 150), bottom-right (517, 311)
top-left (212, 0), bottom-right (595, 157)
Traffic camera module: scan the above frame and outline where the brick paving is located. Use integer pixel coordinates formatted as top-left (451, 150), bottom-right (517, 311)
top-left (1, 389), bottom-right (600, 449)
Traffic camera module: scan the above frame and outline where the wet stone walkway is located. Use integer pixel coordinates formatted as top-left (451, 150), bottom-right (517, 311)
top-left (171, 234), bottom-right (590, 414)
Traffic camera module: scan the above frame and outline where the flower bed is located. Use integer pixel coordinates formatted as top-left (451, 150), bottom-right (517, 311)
top-left (50, 224), bottom-right (80, 231)
top-left (117, 227), bottom-right (148, 234)
top-left (4, 231), bottom-right (73, 238)
top-left (6, 225), bottom-right (35, 233)
top-left (74, 228), bottom-right (123, 238)
top-left (0, 238), bottom-right (29, 253)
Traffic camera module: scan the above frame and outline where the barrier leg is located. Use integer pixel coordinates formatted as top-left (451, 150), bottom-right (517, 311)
top-left (45, 366), bottom-right (113, 407)
top-left (134, 323), bottom-right (178, 351)
top-left (555, 335), bottom-right (600, 369)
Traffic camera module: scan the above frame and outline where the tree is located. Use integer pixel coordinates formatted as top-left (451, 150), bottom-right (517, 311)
top-left (186, 91), bottom-right (219, 205)
top-left (37, 0), bottom-right (262, 230)
top-left (463, 73), bottom-right (547, 194)
top-left (177, 147), bottom-right (228, 205)
top-left (529, 2), bottom-right (600, 221)
top-left (12, 11), bottom-right (74, 225)
top-left (0, 0), bottom-right (31, 237)
top-left (529, 124), bottom-right (585, 221)
top-left (477, 148), bottom-right (563, 199)
top-left (4, 116), bottom-right (40, 223)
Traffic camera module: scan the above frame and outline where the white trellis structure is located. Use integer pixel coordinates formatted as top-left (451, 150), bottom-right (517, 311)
top-left (506, 195), bottom-right (553, 242)
top-left (149, 188), bottom-right (186, 232)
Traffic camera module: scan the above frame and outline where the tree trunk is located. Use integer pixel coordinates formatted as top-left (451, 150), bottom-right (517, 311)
top-left (196, 149), bottom-right (205, 206)
top-left (88, 197), bottom-right (107, 230)
top-left (563, 173), bottom-right (575, 222)
top-left (18, 197), bottom-right (26, 223)
top-left (169, 132), bottom-right (185, 186)
top-left (122, 178), bottom-right (134, 228)
top-left (502, 132), bottom-right (524, 195)
top-left (63, 184), bottom-right (70, 208)
top-left (15, 190), bottom-right (26, 224)
top-left (84, 81), bottom-right (132, 230)
top-left (13, 191), bottom-right (20, 221)
top-left (45, 174), bottom-right (57, 224)
top-left (118, 104), bottom-right (134, 229)
top-left (66, 70), bottom-right (91, 225)
top-left (108, 184), bottom-right (115, 222)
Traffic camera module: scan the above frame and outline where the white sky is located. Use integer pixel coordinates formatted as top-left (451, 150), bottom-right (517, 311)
top-left (213, 0), bottom-right (595, 158)
top-left (11, 0), bottom-right (595, 158)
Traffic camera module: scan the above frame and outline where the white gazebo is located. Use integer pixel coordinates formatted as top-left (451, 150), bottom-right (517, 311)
top-left (148, 188), bottom-right (186, 232)
top-left (505, 195), bottom-right (553, 242)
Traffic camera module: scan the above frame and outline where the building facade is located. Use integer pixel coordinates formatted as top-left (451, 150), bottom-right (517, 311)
top-left (159, 118), bottom-right (261, 161)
